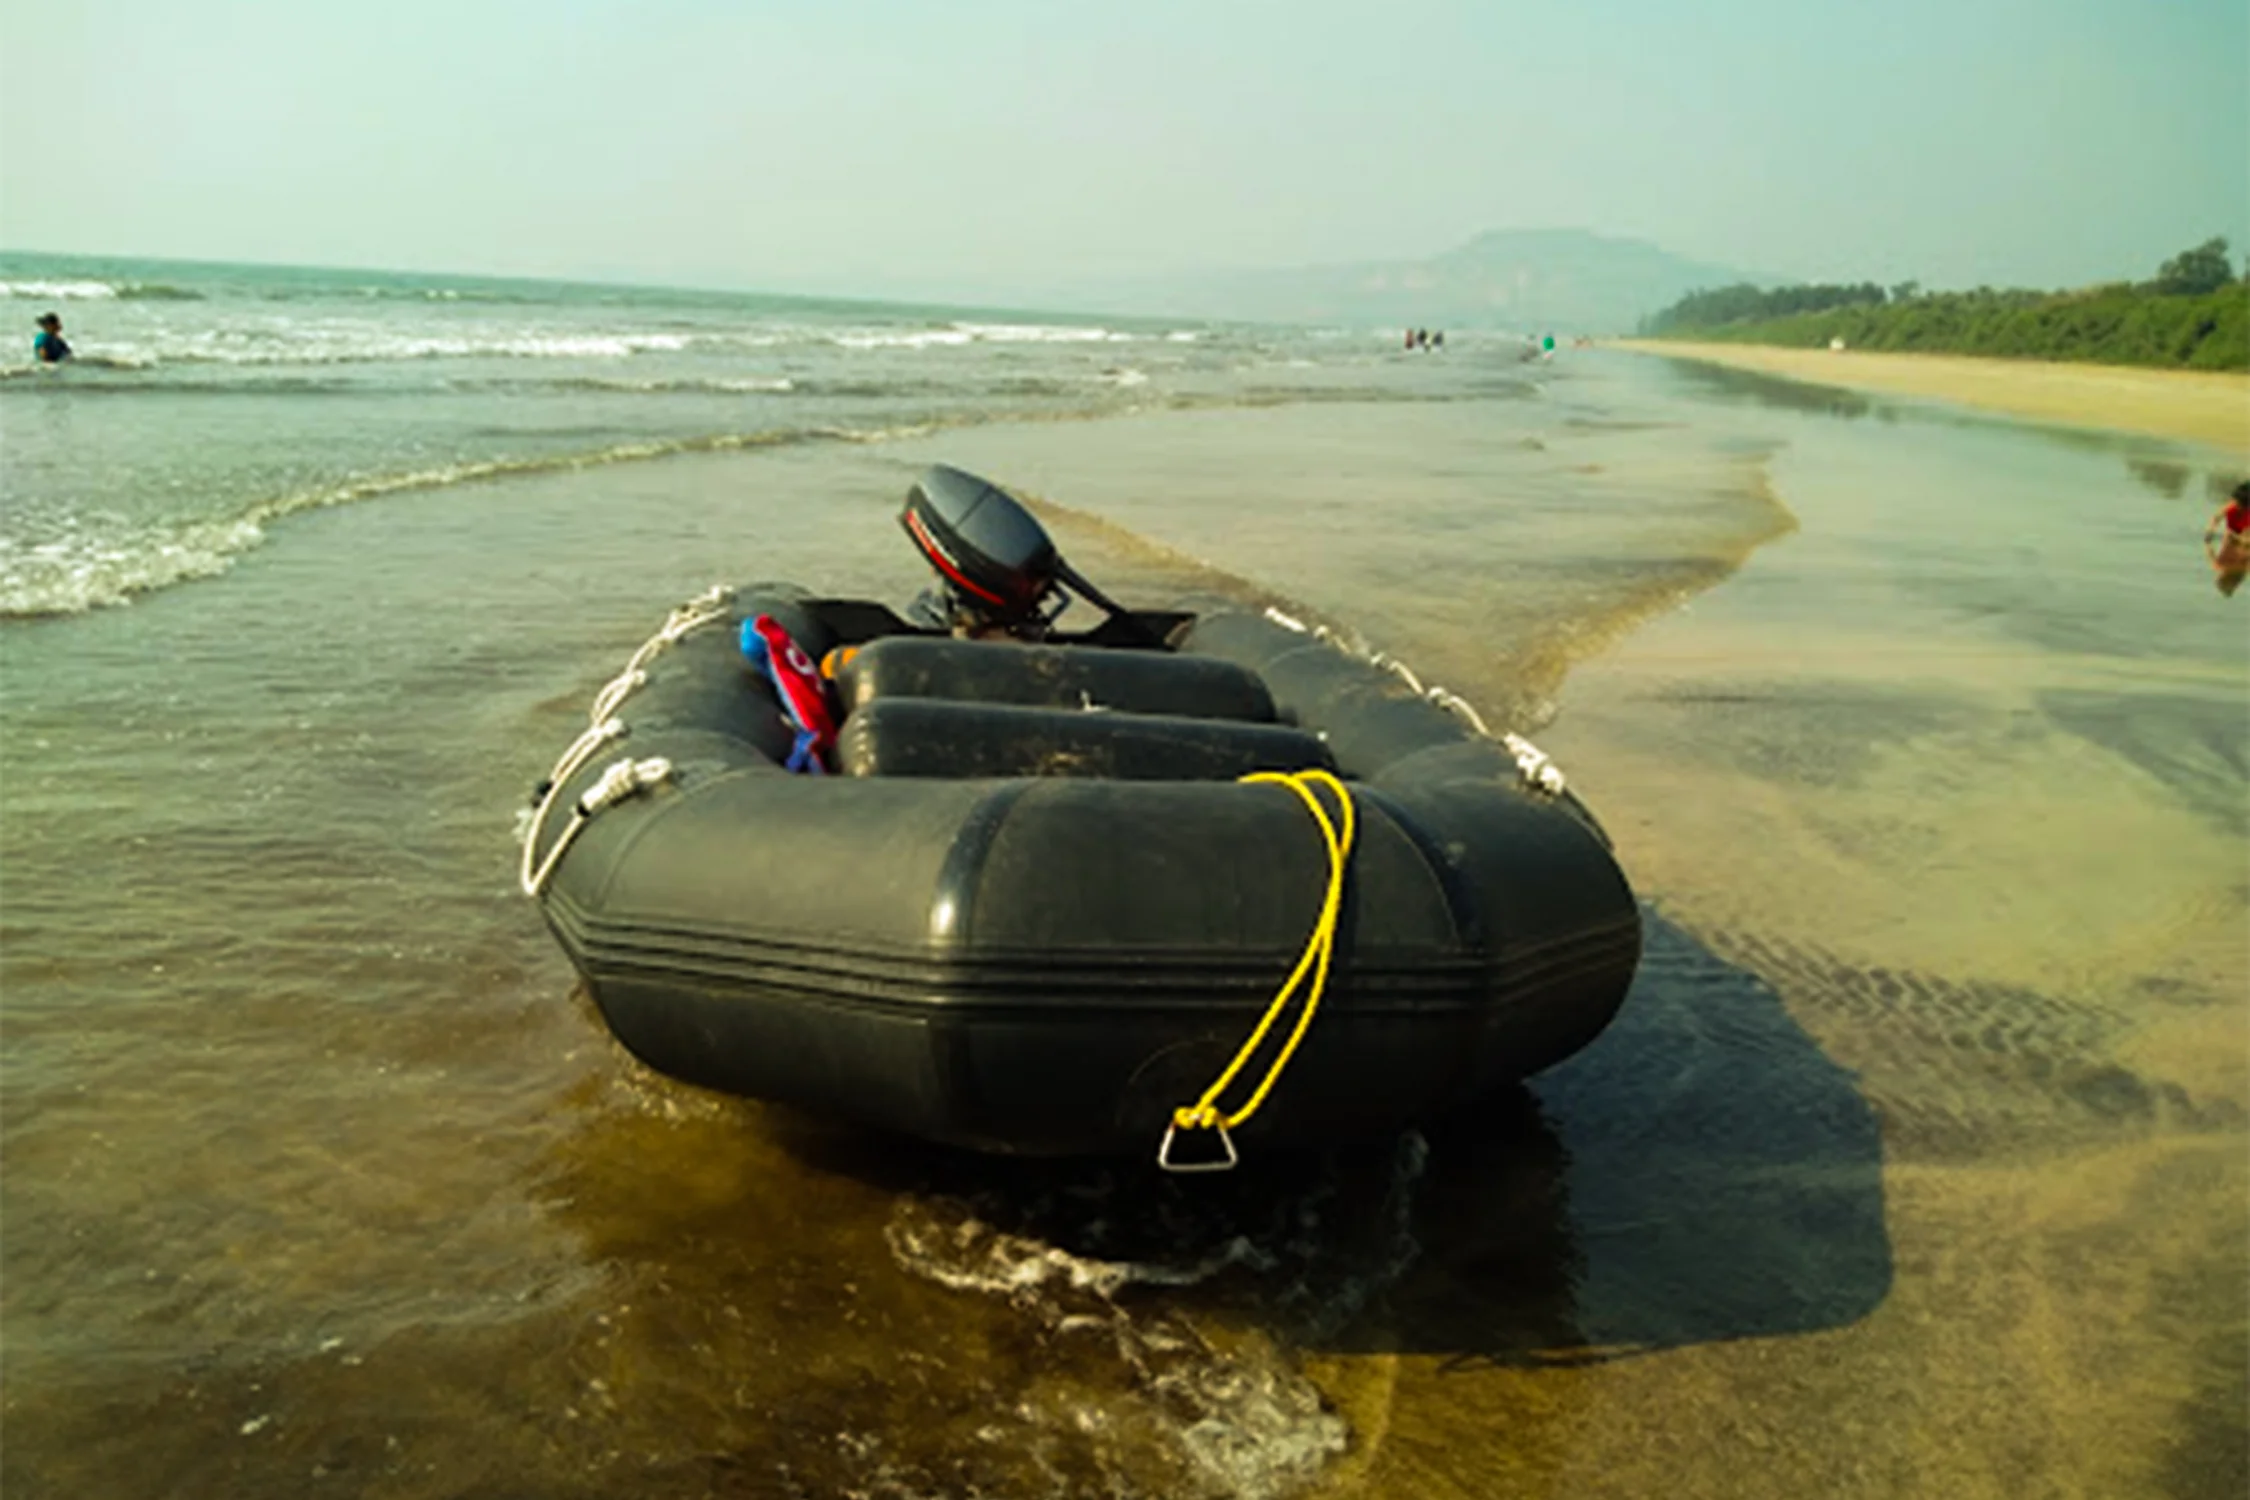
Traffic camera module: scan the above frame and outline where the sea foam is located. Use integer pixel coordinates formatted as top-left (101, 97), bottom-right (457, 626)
top-left (0, 279), bottom-right (121, 300)
top-left (885, 1196), bottom-right (1347, 1499)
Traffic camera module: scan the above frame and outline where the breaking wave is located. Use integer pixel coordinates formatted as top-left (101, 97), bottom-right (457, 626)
top-left (0, 421), bottom-right (940, 618)
top-left (0, 279), bottom-right (206, 301)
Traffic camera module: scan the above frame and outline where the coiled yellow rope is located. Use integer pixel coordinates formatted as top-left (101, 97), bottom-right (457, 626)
top-left (1161, 768), bottom-right (1356, 1170)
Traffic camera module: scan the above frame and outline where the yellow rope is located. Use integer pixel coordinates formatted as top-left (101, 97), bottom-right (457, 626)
top-left (1170, 768), bottom-right (1356, 1138)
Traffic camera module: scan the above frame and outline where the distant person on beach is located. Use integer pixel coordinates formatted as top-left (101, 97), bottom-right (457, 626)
top-left (1431, 330), bottom-right (1444, 349)
top-left (33, 312), bottom-right (72, 363)
top-left (2207, 481), bottom-right (2250, 597)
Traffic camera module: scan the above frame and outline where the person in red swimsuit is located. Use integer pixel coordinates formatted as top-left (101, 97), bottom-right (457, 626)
top-left (2206, 481), bottom-right (2250, 597)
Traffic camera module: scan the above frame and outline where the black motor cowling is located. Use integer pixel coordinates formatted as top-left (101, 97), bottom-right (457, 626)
top-left (901, 465), bottom-right (1065, 633)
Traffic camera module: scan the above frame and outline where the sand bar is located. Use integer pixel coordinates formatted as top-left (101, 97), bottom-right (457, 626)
top-left (1615, 339), bottom-right (2250, 455)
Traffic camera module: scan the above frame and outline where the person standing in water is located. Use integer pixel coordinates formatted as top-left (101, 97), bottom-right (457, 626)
top-left (32, 312), bottom-right (73, 363)
top-left (2206, 481), bottom-right (2250, 597)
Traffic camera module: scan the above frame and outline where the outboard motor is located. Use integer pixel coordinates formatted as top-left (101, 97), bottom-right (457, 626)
top-left (900, 465), bottom-right (1138, 640)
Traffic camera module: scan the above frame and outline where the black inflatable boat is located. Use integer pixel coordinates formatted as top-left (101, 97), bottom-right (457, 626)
top-left (522, 467), bottom-right (1640, 1164)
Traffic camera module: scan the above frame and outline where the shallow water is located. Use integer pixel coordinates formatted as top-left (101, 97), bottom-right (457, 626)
top-left (0, 251), bottom-right (1450, 617)
top-left (2, 341), bottom-right (2244, 1497)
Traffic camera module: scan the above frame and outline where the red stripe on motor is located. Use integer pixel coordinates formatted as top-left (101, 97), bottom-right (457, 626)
top-left (906, 509), bottom-right (1007, 606)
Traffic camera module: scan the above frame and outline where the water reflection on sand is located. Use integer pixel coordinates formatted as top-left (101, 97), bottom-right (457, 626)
top-left (3, 352), bottom-right (2243, 1497)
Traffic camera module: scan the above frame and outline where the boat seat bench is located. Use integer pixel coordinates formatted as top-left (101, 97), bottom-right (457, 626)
top-left (836, 697), bottom-right (1335, 781)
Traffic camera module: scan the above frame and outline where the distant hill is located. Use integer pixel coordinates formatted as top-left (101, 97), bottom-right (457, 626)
top-left (1059, 229), bottom-right (1773, 334)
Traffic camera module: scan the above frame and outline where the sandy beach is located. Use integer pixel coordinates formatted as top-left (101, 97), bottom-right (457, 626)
top-left (1616, 340), bottom-right (2250, 456)
top-left (6, 314), bottom-right (2244, 1497)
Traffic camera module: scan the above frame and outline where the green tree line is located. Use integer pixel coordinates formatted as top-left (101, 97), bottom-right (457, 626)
top-left (1640, 238), bottom-right (2247, 371)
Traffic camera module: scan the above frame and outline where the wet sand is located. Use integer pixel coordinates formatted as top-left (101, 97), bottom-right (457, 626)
top-left (1529, 370), bottom-right (2247, 1499)
top-left (4, 354), bottom-right (2243, 1498)
top-left (1615, 340), bottom-right (2250, 455)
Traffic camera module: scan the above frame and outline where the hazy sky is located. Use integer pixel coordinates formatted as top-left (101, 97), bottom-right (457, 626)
top-left (3, 0), bottom-right (2243, 299)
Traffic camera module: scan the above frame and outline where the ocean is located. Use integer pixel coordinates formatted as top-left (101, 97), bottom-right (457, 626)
top-left (2, 250), bottom-right (2243, 1498)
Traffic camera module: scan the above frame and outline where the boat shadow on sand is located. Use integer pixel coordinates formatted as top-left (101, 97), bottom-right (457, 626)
top-left (771, 910), bottom-right (1894, 1368)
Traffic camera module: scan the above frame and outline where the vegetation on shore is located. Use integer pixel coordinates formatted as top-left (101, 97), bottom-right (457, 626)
top-left (1640, 238), bottom-right (2247, 371)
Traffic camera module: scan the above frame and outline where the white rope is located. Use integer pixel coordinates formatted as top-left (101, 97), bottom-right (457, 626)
top-left (1369, 653), bottom-right (1426, 695)
top-left (518, 718), bottom-right (625, 895)
top-left (589, 669), bottom-right (647, 724)
top-left (1260, 606), bottom-right (1566, 796)
top-left (1502, 733), bottom-right (1568, 796)
top-left (589, 585), bottom-right (734, 722)
top-left (1425, 687), bottom-right (1491, 737)
top-left (519, 585), bottom-right (733, 897)
top-left (520, 755), bottom-right (674, 897)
